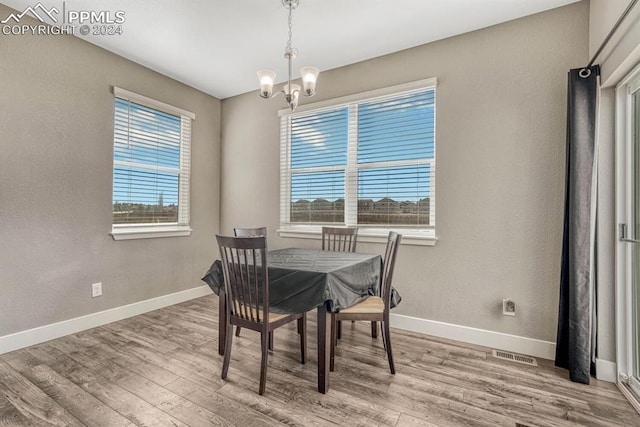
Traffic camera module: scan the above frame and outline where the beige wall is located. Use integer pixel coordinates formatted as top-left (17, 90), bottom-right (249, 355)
top-left (0, 3), bottom-right (220, 337)
top-left (590, 0), bottom-right (640, 365)
top-left (221, 2), bottom-right (589, 344)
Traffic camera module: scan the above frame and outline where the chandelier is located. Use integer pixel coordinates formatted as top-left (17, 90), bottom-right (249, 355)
top-left (257, 0), bottom-right (319, 111)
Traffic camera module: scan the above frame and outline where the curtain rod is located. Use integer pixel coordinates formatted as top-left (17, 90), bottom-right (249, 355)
top-left (581, 0), bottom-right (639, 77)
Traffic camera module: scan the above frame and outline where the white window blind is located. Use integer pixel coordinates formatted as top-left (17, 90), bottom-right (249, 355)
top-left (355, 90), bottom-right (435, 226)
top-left (111, 87), bottom-right (194, 239)
top-left (288, 107), bottom-right (348, 224)
top-left (280, 79), bottom-right (436, 241)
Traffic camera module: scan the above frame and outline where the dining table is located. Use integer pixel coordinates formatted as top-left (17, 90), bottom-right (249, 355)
top-left (202, 247), bottom-right (391, 394)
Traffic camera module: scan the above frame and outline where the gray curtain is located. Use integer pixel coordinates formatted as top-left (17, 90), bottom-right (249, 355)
top-left (555, 65), bottom-right (599, 384)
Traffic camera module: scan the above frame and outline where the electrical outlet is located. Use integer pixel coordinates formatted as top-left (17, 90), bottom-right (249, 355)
top-left (503, 298), bottom-right (515, 316)
top-left (92, 282), bottom-right (102, 298)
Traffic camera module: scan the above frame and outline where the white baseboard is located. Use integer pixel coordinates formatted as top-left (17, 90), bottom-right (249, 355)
top-left (595, 358), bottom-right (617, 382)
top-left (390, 313), bottom-right (557, 361)
top-left (1, 290), bottom-right (617, 385)
top-left (0, 285), bottom-right (212, 355)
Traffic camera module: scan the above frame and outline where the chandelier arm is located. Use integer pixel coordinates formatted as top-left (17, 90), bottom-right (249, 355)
top-left (259, 89), bottom-right (285, 100)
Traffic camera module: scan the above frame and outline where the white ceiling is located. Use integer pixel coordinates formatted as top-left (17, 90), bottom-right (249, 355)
top-left (3, 0), bottom-right (581, 99)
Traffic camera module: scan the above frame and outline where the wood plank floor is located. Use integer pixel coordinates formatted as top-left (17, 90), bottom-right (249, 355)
top-left (0, 294), bottom-right (638, 426)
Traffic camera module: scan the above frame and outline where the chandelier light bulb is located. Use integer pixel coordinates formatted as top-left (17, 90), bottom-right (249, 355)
top-left (257, 70), bottom-right (277, 98)
top-left (300, 66), bottom-right (319, 96)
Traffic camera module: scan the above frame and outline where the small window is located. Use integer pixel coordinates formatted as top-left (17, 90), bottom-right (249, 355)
top-left (279, 79), bottom-right (436, 245)
top-left (111, 87), bottom-right (195, 240)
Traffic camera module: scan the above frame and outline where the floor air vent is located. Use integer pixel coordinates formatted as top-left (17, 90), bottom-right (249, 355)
top-left (492, 349), bottom-right (538, 366)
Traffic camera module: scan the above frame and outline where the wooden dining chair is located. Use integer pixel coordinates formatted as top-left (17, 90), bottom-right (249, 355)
top-left (232, 227), bottom-right (267, 340)
top-left (321, 226), bottom-right (358, 252)
top-left (321, 226), bottom-right (371, 338)
top-left (330, 231), bottom-right (401, 374)
top-left (216, 235), bottom-right (307, 395)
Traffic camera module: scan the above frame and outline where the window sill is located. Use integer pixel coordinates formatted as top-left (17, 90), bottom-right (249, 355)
top-left (277, 226), bottom-right (438, 247)
top-left (111, 225), bottom-right (192, 241)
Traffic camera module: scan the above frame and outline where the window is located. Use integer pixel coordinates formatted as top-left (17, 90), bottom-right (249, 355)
top-left (279, 79), bottom-right (436, 245)
top-left (111, 87), bottom-right (195, 240)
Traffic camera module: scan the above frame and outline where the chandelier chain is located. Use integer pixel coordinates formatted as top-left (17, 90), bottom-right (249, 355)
top-left (286, 4), bottom-right (293, 53)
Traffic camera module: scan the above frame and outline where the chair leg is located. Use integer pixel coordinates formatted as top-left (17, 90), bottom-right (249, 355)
top-left (337, 320), bottom-right (342, 340)
top-left (382, 319), bottom-right (395, 375)
top-left (330, 314), bottom-right (336, 372)
top-left (268, 331), bottom-right (274, 351)
top-left (221, 323), bottom-right (234, 380)
top-left (371, 321), bottom-right (378, 338)
top-left (298, 313), bottom-right (307, 364)
top-left (235, 326), bottom-right (242, 337)
top-left (259, 330), bottom-right (269, 395)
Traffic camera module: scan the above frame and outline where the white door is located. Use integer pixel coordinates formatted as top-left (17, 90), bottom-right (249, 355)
top-left (616, 65), bottom-right (640, 405)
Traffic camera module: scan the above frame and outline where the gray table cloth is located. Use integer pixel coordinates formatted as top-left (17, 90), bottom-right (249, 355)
top-left (202, 248), bottom-right (401, 313)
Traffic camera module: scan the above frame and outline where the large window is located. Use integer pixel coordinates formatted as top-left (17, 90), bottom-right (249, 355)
top-left (111, 87), bottom-right (195, 240)
top-left (279, 79), bottom-right (436, 245)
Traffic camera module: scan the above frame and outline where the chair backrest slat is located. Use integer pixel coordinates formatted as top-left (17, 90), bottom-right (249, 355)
top-left (382, 232), bottom-right (401, 305)
top-left (251, 249), bottom-right (260, 322)
top-left (216, 235), bottom-right (269, 327)
top-left (321, 226), bottom-right (358, 252)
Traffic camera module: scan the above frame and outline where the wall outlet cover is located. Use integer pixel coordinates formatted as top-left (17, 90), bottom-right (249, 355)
top-left (503, 298), bottom-right (515, 316)
top-left (92, 282), bottom-right (102, 298)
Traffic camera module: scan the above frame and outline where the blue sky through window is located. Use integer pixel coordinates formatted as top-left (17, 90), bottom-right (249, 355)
top-left (358, 165), bottom-right (431, 202)
top-left (291, 171), bottom-right (345, 202)
top-left (291, 107), bottom-right (348, 169)
top-left (358, 90), bottom-right (435, 164)
top-left (113, 167), bottom-right (179, 205)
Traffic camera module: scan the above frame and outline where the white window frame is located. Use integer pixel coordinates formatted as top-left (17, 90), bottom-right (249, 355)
top-left (278, 78), bottom-right (438, 246)
top-left (110, 87), bottom-right (195, 240)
